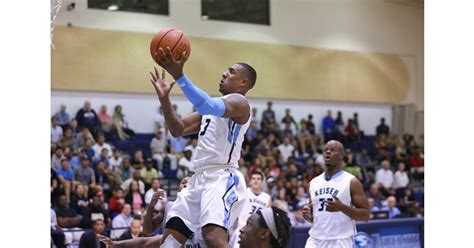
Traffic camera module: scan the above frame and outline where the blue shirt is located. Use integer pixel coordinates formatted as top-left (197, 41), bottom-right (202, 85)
top-left (171, 137), bottom-right (188, 153)
top-left (322, 116), bottom-right (336, 132)
top-left (70, 156), bottom-right (81, 169)
top-left (382, 206), bottom-right (401, 218)
top-left (55, 111), bottom-right (71, 126)
top-left (56, 168), bottom-right (74, 181)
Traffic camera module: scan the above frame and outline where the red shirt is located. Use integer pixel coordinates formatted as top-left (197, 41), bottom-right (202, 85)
top-left (108, 196), bottom-right (124, 213)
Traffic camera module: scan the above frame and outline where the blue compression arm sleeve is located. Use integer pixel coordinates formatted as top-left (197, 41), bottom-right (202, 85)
top-left (175, 75), bottom-right (226, 117)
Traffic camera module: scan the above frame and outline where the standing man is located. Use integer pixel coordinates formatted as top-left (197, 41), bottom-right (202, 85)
top-left (303, 140), bottom-right (369, 247)
top-left (230, 171), bottom-right (272, 247)
top-left (150, 46), bottom-right (256, 248)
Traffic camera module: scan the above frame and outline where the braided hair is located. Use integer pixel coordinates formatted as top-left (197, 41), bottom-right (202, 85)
top-left (257, 207), bottom-right (292, 248)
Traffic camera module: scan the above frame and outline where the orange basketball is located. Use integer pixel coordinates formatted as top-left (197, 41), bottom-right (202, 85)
top-left (150, 28), bottom-right (191, 63)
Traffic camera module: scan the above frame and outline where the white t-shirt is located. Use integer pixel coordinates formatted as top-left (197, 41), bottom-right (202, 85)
top-left (92, 143), bottom-right (113, 159)
top-left (393, 171), bottom-right (409, 188)
top-left (109, 157), bottom-right (123, 171)
top-left (277, 144), bottom-right (294, 162)
top-left (144, 188), bottom-right (168, 211)
top-left (111, 214), bottom-right (133, 239)
top-left (178, 157), bottom-right (194, 172)
top-left (375, 168), bottom-right (394, 189)
top-left (51, 125), bottom-right (63, 143)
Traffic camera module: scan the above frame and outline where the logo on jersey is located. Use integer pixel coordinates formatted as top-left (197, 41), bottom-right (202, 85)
top-left (354, 232), bottom-right (374, 248)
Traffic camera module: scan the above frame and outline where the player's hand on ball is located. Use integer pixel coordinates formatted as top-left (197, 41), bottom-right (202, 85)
top-left (97, 234), bottom-right (115, 247)
top-left (326, 197), bottom-right (346, 212)
top-left (150, 190), bottom-right (165, 207)
top-left (150, 67), bottom-right (175, 99)
top-left (154, 46), bottom-right (188, 80)
top-left (302, 203), bottom-right (314, 222)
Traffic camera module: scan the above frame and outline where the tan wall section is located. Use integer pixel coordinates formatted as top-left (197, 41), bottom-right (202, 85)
top-left (52, 26), bottom-right (409, 104)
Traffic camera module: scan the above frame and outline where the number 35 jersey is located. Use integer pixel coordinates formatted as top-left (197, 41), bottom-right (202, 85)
top-left (238, 188), bottom-right (271, 228)
top-left (309, 170), bottom-right (356, 240)
top-left (193, 94), bottom-right (251, 170)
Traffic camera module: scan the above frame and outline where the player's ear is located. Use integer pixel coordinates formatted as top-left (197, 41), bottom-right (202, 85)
top-left (259, 229), bottom-right (271, 239)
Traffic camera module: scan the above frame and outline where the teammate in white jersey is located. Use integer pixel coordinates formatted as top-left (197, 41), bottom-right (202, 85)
top-left (150, 47), bottom-right (257, 248)
top-left (230, 171), bottom-right (272, 247)
top-left (303, 140), bottom-right (370, 248)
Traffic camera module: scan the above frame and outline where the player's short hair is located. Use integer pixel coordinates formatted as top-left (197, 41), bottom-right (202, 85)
top-left (251, 171), bottom-right (265, 180)
top-left (257, 207), bottom-right (292, 248)
top-left (237, 62), bottom-right (257, 89)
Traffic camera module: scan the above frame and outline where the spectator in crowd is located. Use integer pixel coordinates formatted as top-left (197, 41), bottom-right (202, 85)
top-left (150, 129), bottom-right (167, 170)
top-left (94, 161), bottom-right (111, 193)
top-left (278, 137), bottom-right (295, 162)
top-left (109, 188), bottom-right (126, 218)
top-left (154, 106), bottom-right (165, 133)
top-left (55, 195), bottom-right (84, 245)
top-left (51, 208), bottom-right (66, 248)
top-left (170, 135), bottom-right (188, 154)
top-left (56, 159), bottom-right (75, 202)
top-left (306, 114), bottom-right (316, 135)
top-left (393, 162), bottom-right (410, 194)
top-left (111, 204), bottom-right (134, 240)
top-left (75, 100), bottom-right (101, 136)
top-left (366, 183), bottom-right (384, 209)
top-left (115, 159), bottom-right (133, 186)
top-left (83, 138), bottom-right (96, 161)
top-left (118, 219), bottom-right (145, 241)
top-left (398, 187), bottom-right (419, 217)
top-left (367, 198), bottom-right (379, 212)
top-left (75, 127), bottom-right (95, 149)
top-left (95, 148), bottom-right (111, 170)
top-left (51, 116), bottom-right (63, 145)
top-left (121, 171), bottom-right (146, 195)
top-left (113, 105), bottom-right (136, 140)
top-left (177, 148), bottom-right (194, 179)
top-left (70, 184), bottom-right (89, 216)
top-left (410, 146), bottom-right (424, 181)
top-left (261, 101), bottom-right (276, 131)
top-left (376, 118), bottom-right (390, 137)
top-left (353, 112), bottom-right (360, 129)
top-left (70, 118), bottom-right (79, 138)
top-left (322, 110), bottom-right (336, 141)
top-left (125, 180), bottom-right (145, 215)
top-left (246, 120), bottom-right (259, 141)
top-left (55, 104), bottom-right (71, 130)
top-left (131, 149), bottom-right (145, 170)
top-left (144, 178), bottom-right (167, 208)
top-left (92, 133), bottom-right (113, 159)
top-left (74, 157), bottom-right (96, 196)
top-left (82, 194), bottom-right (110, 228)
top-left (109, 149), bottom-right (123, 172)
top-left (184, 138), bottom-right (198, 162)
top-left (251, 107), bottom-right (260, 126)
top-left (355, 148), bottom-right (374, 173)
top-left (381, 196), bottom-right (401, 218)
top-left (274, 188), bottom-right (290, 213)
top-left (60, 127), bottom-right (75, 151)
top-left (98, 104), bottom-right (114, 132)
top-left (375, 160), bottom-right (395, 197)
top-left (281, 108), bottom-right (298, 130)
top-left (343, 154), bottom-right (363, 181)
top-left (79, 219), bottom-right (107, 248)
top-left (51, 146), bottom-right (65, 170)
top-left (140, 160), bottom-right (159, 189)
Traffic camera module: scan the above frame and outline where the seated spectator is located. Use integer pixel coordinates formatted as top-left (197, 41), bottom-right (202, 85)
top-left (285, 163), bottom-right (299, 181)
top-left (113, 105), bottom-right (136, 140)
top-left (274, 188), bottom-right (290, 213)
top-left (81, 194), bottom-right (110, 228)
top-left (109, 149), bottom-right (123, 172)
top-left (278, 137), bottom-right (295, 162)
top-left (93, 133), bottom-right (113, 160)
top-left (75, 127), bottom-right (95, 149)
top-left (95, 148), bottom-right (111, 169)
top-left (75, 100), bottom-right (101, 137)
top-left (109, 188), bottom-right (126, 218)
top-left (70, 118), bottom-right (79, 138)
top-left (59, 127), bottom-right (75, 151)
top-left (125, 180), bottom-right (145, 215)
top-left (150, 129), bottom-right (167, 170)
top-left (267, 157), bottom-right (281, 179)
top-left (56, 159), bottom-right (75, 202)
top-left (245, 120), bottom-right (259, 141)
top-left (177, 149), bottom-right (193, 179)
top-left (74, 157), bottom-right (97, 197)
top-left (115, 159), bottom-right (134, 186)
top-left (55, 195), bottom-right (84, 245)
top-left (131, 150), bottom-right (145, 170)
top-left (69, 148), bottom-right (85, 170)
top-left (144, 178), bottom-right (167, 210)
top-left (140, 160), bottom-right (159, 189)
top-left (118, 219), bottom-right (145, 241)
top-left (54, 104), bottom-right (71, 130)
top-left (51, 169), bottom-right (61, 206)
top-left (355, 148), bottom-right (374, 172)
top-left (393, 162), bottom-right (410, 194)
top-left (79, 219), bottom-right (107, 248)
top-left (111, 204), bottom-right (134, 240)
top-left (184, 138), bottom-right (198, 161)
top-left (95, 161), bottom-right (111, 194)
top-left (381, 196), bottom-right (401, 218)
top-left (170, 136), bottom-right (188, 154)
top-left (343, 151), bottom-right (364, 181)
top-left (367, 198), bottom-right (380, 212)
top-left (398, 187), bottom-right (420, 217)
top-left (51, 146), bottom-right (65, 170)
top-left (375, 160), bottom-right (395, 197)
top-left (366, 183), bottom-right (385, 209)
top-left (98, 105), bottom-right (114, 132)
top-left (51, 208), bottom-right (66, 248)
top-left (70, 184), bottom-right (90, 216)
top-left (84, 138), bottom-right (96, 161)
top-left (410, 147), bottom-right (424, 181)
top-left (293, 186), bottom-right (310, 211)
top-left (51, 116), bottom-right (63, 145)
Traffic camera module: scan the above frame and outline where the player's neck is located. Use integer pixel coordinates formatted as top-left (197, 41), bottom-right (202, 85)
top-left (325, 164), bottom-right (343, 178)
top-left (251, 187), bottom-right (262, 194)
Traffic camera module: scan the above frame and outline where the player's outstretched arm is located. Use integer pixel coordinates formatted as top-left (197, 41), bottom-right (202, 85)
top-left (98, 234), bottom-right (162, 248)
top-left (150, 67), bottom-right (202, 137)
top-left (143, 191), bottom-right (165, 235)
top-left (325, 178), bottom-right (370, 221)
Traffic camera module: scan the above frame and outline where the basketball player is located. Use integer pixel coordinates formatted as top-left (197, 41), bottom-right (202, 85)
top-left (230, 171), bottom-right (271, 248)
top-left (238, 207), bottom-right (292, 248)
top-left (303, 140), bottom-right (370, 247)
top-left (150, 47), bottom-right (256, 248)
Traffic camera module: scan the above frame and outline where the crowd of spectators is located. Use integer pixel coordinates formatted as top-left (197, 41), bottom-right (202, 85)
top-left (51, 100), bottom-right (424, 247)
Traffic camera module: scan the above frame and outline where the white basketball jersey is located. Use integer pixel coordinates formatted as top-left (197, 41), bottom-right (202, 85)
top-left (238, 188), bottom-right (271, 227)
top-left (308, 170), bottom-right (356, 240)
top-left (193, 94), bottom-right (251, 169)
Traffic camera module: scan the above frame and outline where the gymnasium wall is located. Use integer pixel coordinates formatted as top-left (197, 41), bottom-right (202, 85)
top-left (53, 0), bottom-right (423, 109)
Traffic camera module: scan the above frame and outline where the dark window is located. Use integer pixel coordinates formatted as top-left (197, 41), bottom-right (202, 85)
top-left (201, 0), bottom-right (270, 25)
top-left (88, 0), bottom-right (169, 15)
